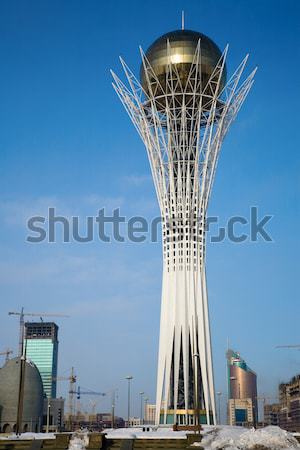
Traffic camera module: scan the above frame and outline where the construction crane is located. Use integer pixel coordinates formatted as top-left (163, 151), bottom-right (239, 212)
top-left (276, 344), bottom-right (300, 349)
top-left (256, 395), bottom-right (279, 405)
top-left (73, 386), bottom-right (106, 400)
top-left (53, 367), bottom-right (77, 431)
top-left (89, 400), bottom-right (98, 415)
top-left (8, 307), bottom-right (69, 355)
top-left (256, 396), bottom-right (279, 426)
top-left (0, 349), bottom-right (13, 362)
top-left (54, 367), bottom-right (77, 416)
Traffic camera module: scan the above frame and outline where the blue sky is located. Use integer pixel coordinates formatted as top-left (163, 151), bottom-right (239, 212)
top-left (0, 0), bottom-right (299, 421)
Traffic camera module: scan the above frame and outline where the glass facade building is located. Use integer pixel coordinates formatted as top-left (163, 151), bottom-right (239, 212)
top-left (227, 349), bottom-right (258, 426)
top-left (24, 322), bottom-right (58, 398)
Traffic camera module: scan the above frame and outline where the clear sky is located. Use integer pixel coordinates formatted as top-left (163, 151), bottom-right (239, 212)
top-left (0, 0), bottom-right (299, 422)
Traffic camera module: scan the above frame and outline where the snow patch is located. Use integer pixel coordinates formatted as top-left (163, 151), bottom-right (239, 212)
top-left (105, 427), bottom-right (187, 439)
top-left (196, 425), bottom-right (300, 449)
top-left (68, 431), bottom-right (89, 450)
top-left (0, 432), bottom-right (55, 440)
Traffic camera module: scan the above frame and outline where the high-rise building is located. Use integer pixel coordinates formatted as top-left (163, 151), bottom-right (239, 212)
top-left (24, 322), bottom-right (59, 398)
top-left (227, 349), bottom-right (258, 426)
top-left (112, 28), bottom-right (255, 426)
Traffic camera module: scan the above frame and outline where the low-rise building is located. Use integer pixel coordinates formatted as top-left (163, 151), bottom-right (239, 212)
top-left (96, 413), bottom-right (124, 429)
top-left (43, 397), bottom-right (64, 432)
top-left (264, 403), bottom-right (280, 426)
top-left (126, 417), bottom-right (142, 427)
top-left (228, 398), bottom-right (254, 426)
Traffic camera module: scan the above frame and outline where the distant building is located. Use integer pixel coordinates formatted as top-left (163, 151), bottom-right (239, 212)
top-left (96, 412), bottom-right (124, 429)
top-left (264, 403), bottom-right (280, 426)
top-left (126, 417), bottom-right (142, 427)
top-left (25, 322), bottom-right (59, 398)
top-left (278, 374), bottom-right (300, 432)
top-left (66, 412), bottom-right (125, 431)
top-left (145, 404), bottom-right (156, 424)
top-left (0, 357), bottom-right (43, 433)
top-left (227, 349), bottom-right (258, 426)
top-left (43, 397), bottom-right (64, 432)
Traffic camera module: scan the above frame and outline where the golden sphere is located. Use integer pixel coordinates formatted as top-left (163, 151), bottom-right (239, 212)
top-left (140, 29), bottom-right (226, 103)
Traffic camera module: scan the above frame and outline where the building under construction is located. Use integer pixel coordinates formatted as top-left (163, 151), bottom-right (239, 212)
top-left (278, 374), bottom-right (300, 432)
top-left (25, 322), bottom-right (59, 399)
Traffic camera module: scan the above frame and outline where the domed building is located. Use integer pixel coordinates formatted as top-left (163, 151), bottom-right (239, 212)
top-left (0, 357), bottom-right (43, 433)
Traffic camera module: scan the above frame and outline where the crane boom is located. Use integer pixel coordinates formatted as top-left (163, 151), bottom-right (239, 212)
top-left (71, 386), bottom-right (106, 399)
top-left (276, 345), bottom-right (300, 349)
top-left (0, 349), bottom-right (13, 362)
top-left (8, 307), bottom-right (69, 355)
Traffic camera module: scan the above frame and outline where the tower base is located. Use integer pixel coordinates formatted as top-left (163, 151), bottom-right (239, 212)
top-left (159, 409), bottom-right (213, 425)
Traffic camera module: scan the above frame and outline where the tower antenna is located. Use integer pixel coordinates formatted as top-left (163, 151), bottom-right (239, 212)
top-left (181, 10), bottom-right (185, 30)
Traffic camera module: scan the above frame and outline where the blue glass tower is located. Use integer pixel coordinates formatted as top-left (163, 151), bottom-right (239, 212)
top-left (24, 322), bottom-right (58, 398)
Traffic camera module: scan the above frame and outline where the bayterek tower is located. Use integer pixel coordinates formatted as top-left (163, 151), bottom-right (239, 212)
top-left (112, 26), bottom-right (256, 426)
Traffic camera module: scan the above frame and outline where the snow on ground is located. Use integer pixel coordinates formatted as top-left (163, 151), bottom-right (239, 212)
top-left (106, 425), bottom-right (300, 449)
top-left (0, 425), bottom-right (299, 449)
top-left (67, 431), bottom-right (89, 450)
top-left (197, 425), bottom-right (300, 449)
top-left (105, 426), bottom-right (187, 439)
top-left (0, 432), bottom-right (55, 440)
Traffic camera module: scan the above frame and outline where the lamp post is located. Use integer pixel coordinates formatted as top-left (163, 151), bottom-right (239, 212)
top-left (139, 392), bottom-right (144, 425)
top-left (16, 326), bottom-right (26, 435)
top-left (144, 397), bottom-right (149, 424)
top-left (111, 389), bottom-right (118, 429)
top-left (216, 392), bottom-right (222, 425)
top-left (125, 376), bottom-right (133, 427)
top-left (46, 399), bottom-right (51, 433)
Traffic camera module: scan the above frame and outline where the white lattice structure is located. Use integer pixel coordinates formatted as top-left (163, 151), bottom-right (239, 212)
top-left (112, 33), bottom-right (256, 426)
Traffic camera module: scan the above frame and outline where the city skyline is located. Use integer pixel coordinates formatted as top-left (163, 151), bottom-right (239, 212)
top-left (0, 0), bottom-right (299, 421)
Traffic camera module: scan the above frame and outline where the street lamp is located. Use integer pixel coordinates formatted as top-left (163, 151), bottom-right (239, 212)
top-left (46, 399), bottom-right (51, 433)
top-left (144, 397), bottom-right (149, 424)
top-left (216, 392), bottom-right (222, 425)
top-left (139, 392), bottom-right (144, 425)
top-left (125, 376), bottom-right (133, 427)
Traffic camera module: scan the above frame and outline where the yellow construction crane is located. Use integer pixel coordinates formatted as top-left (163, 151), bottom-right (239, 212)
top-left (54, 367), bottom-right (77, 431)
top-left (8, 307), bottom-right (69, 355)
top-left (0, 349), bottom-right (13, 362)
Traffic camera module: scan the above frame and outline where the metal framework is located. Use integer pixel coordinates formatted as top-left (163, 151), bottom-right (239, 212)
top-left (111, 40), bottom-right (256, 426)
